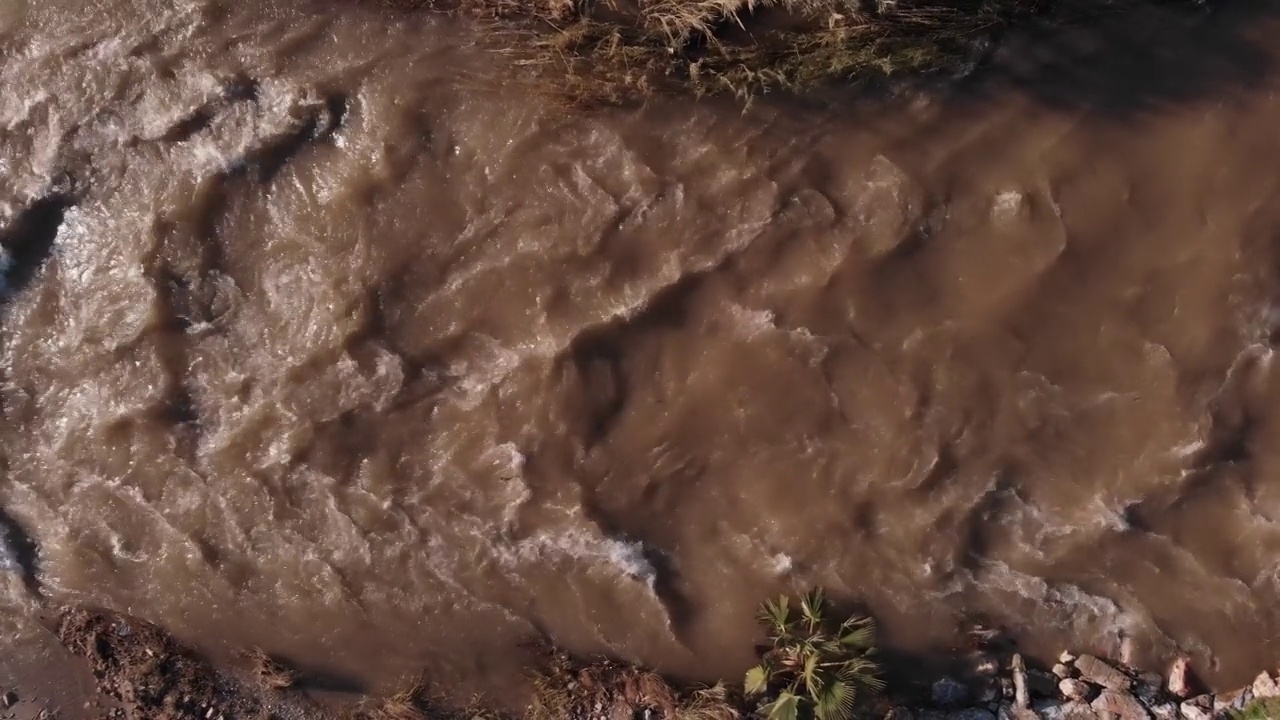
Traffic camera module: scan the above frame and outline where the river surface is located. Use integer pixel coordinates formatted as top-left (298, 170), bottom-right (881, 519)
top-left (2, 0), bottom-right (1280, 708)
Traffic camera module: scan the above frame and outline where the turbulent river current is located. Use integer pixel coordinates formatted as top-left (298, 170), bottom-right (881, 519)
top-left (3, 0), bottom-right (1280, 709)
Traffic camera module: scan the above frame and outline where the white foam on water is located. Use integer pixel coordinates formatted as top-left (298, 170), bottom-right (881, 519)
top-left (975, 560), bottom-right (1151, 652)
top-left (514, 527), bottom-right (657, 587)
top-left (724, 302), bottom-right (776, 340)
top-left (991, 190), bottom-right (1025, 222)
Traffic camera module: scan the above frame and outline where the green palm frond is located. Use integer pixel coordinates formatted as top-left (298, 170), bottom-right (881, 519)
top-left (838, 658), bottom-right (885, 692)
top-left (745, 664), bottom-right (771, 696)
top-left (763, 691), bottom-right (802, 720)
top-left (751, 592), bottom-right (882, 720)
top-left (837, 616), bottom-right (876, 649)
top-left (813, 676), bottom-right (857, 720)
top-left (800, 588), bottom-right (826, 630)
top-left (801, 652), bottom-right (820, 696)
top-left (759, 596), bottom-right (793, 637)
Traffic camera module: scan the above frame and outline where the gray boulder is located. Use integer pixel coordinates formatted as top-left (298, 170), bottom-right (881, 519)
top-left (1029, 671), bottom-right (1061, 698)
top-left (1059, 679), bottom-right (1094, 702)
top-left (1167, 658), bottom-right (1192, 699)
top-left (1214, 688), bottom-right (1251, 716)
top-left (1033, 698), bottom-right (1100, 720)
top-left (1091, 690), bottom-right (1151, 720)
top-left (1076, 656), bottom-right (1133, 692)
top-left (1254, 673), bottom-right (1280, 700)
top-left (1179, 695), bottom-right (1213, 720)
top-left (950, 709), bottom-right (997, 720)
top-left (934, 677), bottom-right (971, 708)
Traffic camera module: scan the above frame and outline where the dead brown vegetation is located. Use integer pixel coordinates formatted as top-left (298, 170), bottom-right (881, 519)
top-left (55, 608), bottom-right (267, 720)
top-left (240, 648), bottom-right (298, 691)
top-left (373, 0), bottom-right (1039, 102)
top-left (527, 646), bottom-right (740, 720)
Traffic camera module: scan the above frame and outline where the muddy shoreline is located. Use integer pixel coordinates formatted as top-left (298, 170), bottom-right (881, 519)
top-left (5, 606), bottom-right (1276, 720)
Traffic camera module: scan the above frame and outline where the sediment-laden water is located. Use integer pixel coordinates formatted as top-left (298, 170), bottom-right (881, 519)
top-left (3, 0), bottom-right (1280, 708)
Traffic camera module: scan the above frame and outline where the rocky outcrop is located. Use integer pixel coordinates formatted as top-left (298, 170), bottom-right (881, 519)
top-left (1075, 655), bottom-right (1134, 692)
top-left (1059, 679), bottom-right (1092, 701)
top-left (1092, 689), bottom-right (1151, 720)
top-left (1168, 657), bottom-right (1192, 699)
top-left (1180, 694), bottom-right (1213, 720)
top-left (1253, 672), bottom-right (1280, 700)
top-left (1012, 655), bottom-right (1031, 709)
top-left (883, 639), bottom-right (1280, 720)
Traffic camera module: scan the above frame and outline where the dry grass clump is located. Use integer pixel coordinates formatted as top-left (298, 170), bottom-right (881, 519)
top-left (240, 648), bottom-right (298, 690)
top-left (349, 677), bottom-right (511, 720)
top-left (373, 0), bottom-right (1043, 102)
top-left (527, 646), bottom-right (740, 720)
top-left (522, 0), bottom-right (1026, 103)
top-left (349, 677), bottom-right (434, 720)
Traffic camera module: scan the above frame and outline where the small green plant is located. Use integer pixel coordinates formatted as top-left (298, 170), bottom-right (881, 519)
top-left (745, 590), bottom-right (883, 720)
top-left (1233, 699), bottom-right (1280, 720)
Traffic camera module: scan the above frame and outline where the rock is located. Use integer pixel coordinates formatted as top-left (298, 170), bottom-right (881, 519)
top-left (1092, 690), bottom-right (1150, 720)
top-left (1179, 694), bottom-right (1213, 720)
top-left (1034, 698), bottom-right (1100, 720)
top-left (951, 709), bottom-right (997, 720)
top-left (1141, 671), bottom-right (1162, 685)
top-left (0, 691), bottom-right (15, 708)
top-left (1001, 678), bottom-right (1016, 700)
top-left (1213, 688), bottom-right (1251, 715)
top-left (935, 677), bottom-right (972, 708)
top-left (1060, 651), bottom-right (1079, 664)
top-left (1254, 672), bottom-right (1280, 700)
top-left (920, 711), bottom-right (950, 720)
top-left (1013, 654), bottom-right (1032, 708)
top-left (886, 707), bottom-right (915, 720)
top-left (1119, 637), bottom-right (1136, 666)
top-left (999, 703), bottom-right (1043, 720)
top-left (1133, 678), bottom-right (1162, 707)
top-left (1060, 679), bottom-right (1095, 702)
top-left (849, 155), bottom-right (926, 258)
top-left (1054, 664), bottom-right (1075, 679)
top-left (1147, 703), bottom-right (1178, 720)
top-left (979, 685), bottom-right (1001, 704)
top-left (1167, 657), bottom-right (1192, 699)
top-left (1076, 656), bottom-right (1134, 692)
top-left (1030, 671), bottom-right (1062, 698)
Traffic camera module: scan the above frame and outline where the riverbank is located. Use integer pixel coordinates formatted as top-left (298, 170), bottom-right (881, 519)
top-left (370, 0), bottom-right (1216, 103)
top-left (9, 605), bottom-right (1279, 720)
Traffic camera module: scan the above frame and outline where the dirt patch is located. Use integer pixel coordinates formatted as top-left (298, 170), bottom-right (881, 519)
top-left (54, 608), bottom-right (316, 720)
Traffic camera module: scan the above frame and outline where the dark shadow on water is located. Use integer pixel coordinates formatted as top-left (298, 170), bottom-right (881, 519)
top-left (0, 193), bottom-right (74, 298)
top-left (292, 666), bottom-right (367, 695)
top-left (0, 507), bottom-right (43, 599)
top-left (793, 0), bottom-right (1280, 118)
top-left (952, 0), bottom-right (1280, 115)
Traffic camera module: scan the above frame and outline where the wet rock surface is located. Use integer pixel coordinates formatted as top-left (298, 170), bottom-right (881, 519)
top-left (1076, 656), bottom-right (1134, 692)
top-left (888, 639), bottom-right (1280, 720)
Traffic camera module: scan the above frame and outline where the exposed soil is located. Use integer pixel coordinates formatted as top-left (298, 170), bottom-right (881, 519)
top-left (53, 609), bottom-right (321, 720)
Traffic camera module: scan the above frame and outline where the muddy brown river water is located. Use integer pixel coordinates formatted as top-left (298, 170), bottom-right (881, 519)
top-left (3, 0), bottom-right (1280, 710)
